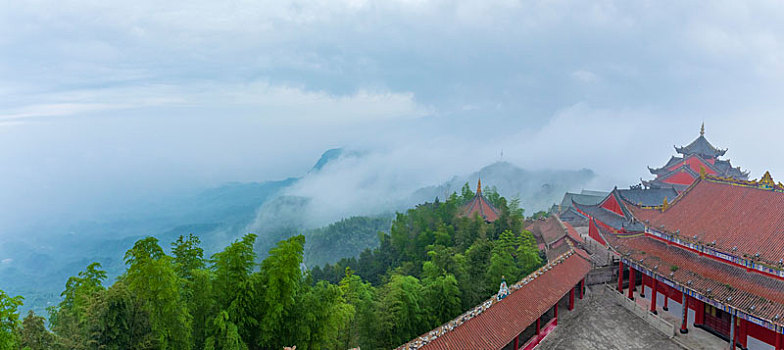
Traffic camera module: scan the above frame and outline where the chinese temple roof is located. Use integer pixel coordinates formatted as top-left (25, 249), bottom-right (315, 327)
top-left (460, 179), bottom-right (500, 222)
top-left (527, 216), bottom-right (584, 261)
top-left (398, 248), bottom-right (591, 350)
top-left (627, 173), bottom-right (784, 267)
top-left (644, 124), bottom-right (748, 191)
top-left (609, 234), bottom-right (784, 326)
top-left (571, 189), bottom-right (646, 232)
top-left (617, 187), bottom-right (679, 207)
top-left (674, 123), bottom-right (727, 158)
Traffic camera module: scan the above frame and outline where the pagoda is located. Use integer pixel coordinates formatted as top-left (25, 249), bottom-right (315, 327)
top-left (459, 179), bottom-right (500, 222)
top-left (643, 123), bottom-right (748, 191)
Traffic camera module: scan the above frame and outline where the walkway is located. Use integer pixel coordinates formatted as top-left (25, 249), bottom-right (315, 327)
top-left (537, 285), bottom-right (683, 350)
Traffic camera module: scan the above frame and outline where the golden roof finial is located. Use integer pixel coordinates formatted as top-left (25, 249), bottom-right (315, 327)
top-left (477, 178), bottom-right (482, 195)
top-left (760, 171), bottom-right (775, 186)
top-left (700, 122), bottom-right (705, 136)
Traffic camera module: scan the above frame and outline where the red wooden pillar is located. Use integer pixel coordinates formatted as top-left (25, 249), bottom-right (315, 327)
top-left (663, 288), bottom-right (669, 312)
top-left (650, 278), bottom-right (658, 314)
top-left (640, 274), bottom-right (646, 298)
top-left (536, 318), bottom-right (541, 335)
top-left (513, 335), bottom-right (519, 350)
top-left (618, 261), bottom-right (624, 292)
top-left (775, 326), bottom-right (782, 350)
top-left (554, 302), bottom-right (559, 325)
top-left (679, 293), bottom-right (689, 334)
top-left (628, 268), bottom-right (635, 300)
top-left (740, 317), bottom-right (748, 349)
top-left (569, 287), bottom-right (575, 311)
top-left (579, 279), bottom-right (585, 300)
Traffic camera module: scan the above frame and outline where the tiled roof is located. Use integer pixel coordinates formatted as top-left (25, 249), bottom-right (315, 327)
top-left (648, 156), bottom-right (684, 175)
top-left (572, 201), bottom-right (625, 230)
top-left (528, 216), bottom-right (584, 261)
top-left (628, 176), bottom-right (784, 267)
top-left (460, 193), bottom-right (500, 222)
top-left (617, 187), bottom-right (679, 207)
top-left (558, 192), bottom-right (606, 211)
top-left (528, 216), bottom-right (566, 246)
top-left (562, 221), bottom-right (584, 244)
top-left (402, 250), bottom-right (590, 350)
top-left (572, 194), bottom-right (645, 232)
top-left (609, 234), bottom-right (784, 325)
top-left (675, 134), bottom-right (726, 158)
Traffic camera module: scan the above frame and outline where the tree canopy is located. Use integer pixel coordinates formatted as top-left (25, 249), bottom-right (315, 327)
top-left (4, 190), bottom-right (542, 350)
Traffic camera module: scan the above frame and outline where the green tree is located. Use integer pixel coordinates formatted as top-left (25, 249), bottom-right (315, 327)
top-left (17, 310), bottom-right (55, 350)
top-left (203, 311), bottom-right (247, 350)
top-left (257, 235), bottom-right (305, 348)
top-left (377, 275), bottom-right (428, 348)
top-left (84, 282), bottom-right (153, 350)
top-left (49, 262), bottom-right (107, 349)
top-left (462, 239), bottom-right (493, 307)
top-left (338, 269), bottom-right (378, 350)
top-left (172, 234), bottom-right (205, 281)
top-left (124, 237), bottom-right (192, 350)
top-left (460, 182), bottom-right (474, 203)
top-left (516, 230), bottom-right (543, 275)
top-left (0, 289), bottom-right (23, 350)
top-left (287, 280), bottom-right (355, 350)
top-left (189, 269), bottom-right (216, 350)
top-left (212, 234), bottom-right (257, 311)
top-left (423, 273), bottom-right (462, 326)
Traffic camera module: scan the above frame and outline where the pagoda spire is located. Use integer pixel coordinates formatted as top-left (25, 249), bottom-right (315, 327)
top-left (700, 122), bottom-right (705, 136)
top-left (476, 178), bottom-right (482, 195)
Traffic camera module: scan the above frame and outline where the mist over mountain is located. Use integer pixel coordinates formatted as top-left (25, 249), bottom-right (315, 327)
top-left (0, 146), bottom-right (600, 315)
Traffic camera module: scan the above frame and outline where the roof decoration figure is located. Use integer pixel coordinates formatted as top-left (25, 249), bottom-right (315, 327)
top-left (496, 276), bottom-right (509, 301)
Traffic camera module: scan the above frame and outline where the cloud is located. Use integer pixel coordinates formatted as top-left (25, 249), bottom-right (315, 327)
top-left (572, 70), bottom-right (600, 84)
top-left (3, 0), bottom-right (784, 237)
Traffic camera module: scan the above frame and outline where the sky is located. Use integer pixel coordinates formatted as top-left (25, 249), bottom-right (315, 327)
top-left (2, 0), bottom-right (784, 233)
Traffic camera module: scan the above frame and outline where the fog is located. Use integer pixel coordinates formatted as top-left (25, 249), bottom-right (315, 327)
top-left (3, 0), bottom-right (784, 238)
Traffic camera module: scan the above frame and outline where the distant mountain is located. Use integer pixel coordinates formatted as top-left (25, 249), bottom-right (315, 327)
top-left (0, 148), bottom-right (598, 316)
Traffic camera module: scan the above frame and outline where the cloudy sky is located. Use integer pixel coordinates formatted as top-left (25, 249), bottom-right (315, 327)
top-left (2, 0), bottom-right (784, 231)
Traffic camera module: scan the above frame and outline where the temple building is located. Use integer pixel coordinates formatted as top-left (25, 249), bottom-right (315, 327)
top-left (579, 172), bottom-right (784, 350)
top-left (528, 216), bottom-right (585, 262)
top-left (459, 179), bottom-right (500, 222)
top-left (550, 189), bottom-right (608, 225)
top-left (643, 123), bottom-right (748, 191)
top-left (397, 215), bottom-right (591, 350)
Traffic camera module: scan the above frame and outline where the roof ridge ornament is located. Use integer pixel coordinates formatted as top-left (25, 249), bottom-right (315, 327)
top-left (476, 178), bottom-right (482, 195)
top-left (700, 122), bottom-right (705, 136)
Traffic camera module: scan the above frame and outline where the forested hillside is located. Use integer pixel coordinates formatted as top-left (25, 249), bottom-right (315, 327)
top-left (0, 188), bottom-right (542, 350)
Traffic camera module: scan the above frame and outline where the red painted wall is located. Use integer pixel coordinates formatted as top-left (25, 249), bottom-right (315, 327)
top-left (600, 194), bottom-right (624, 216)
top-left (683, 156), bottom-right (717, 175)
top-left (588, 219), bottom-right (607, 246)
top-left (746, 319), bottom-right (777, 346)
top-left (661, 170), bottom-right (697, 186)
